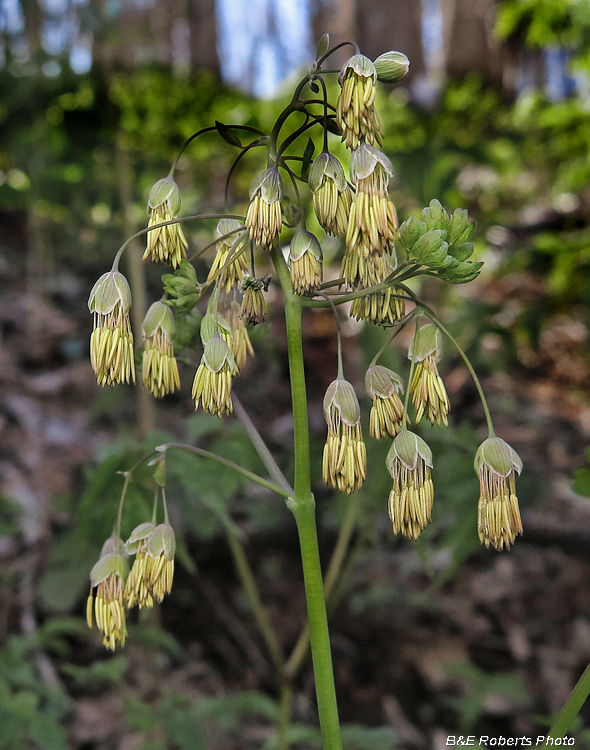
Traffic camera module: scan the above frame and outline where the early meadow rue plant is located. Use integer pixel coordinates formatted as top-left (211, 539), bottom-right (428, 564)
top-left (85, 32), bottom-right (531, 749)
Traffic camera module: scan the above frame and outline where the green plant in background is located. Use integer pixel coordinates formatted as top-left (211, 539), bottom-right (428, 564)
top-left (85, 34), bottom-right (526, 750)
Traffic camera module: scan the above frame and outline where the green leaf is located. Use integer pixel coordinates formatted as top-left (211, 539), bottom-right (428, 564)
top-left (341, 723), bottom-right (397, 750)
top-left (215, 120), bottom-right (242, 148)
top-left (159, 698), bottom-right (207, 750)
top-left (301, 137), bottom-right (316, 178)
top-left (61, 656), bottom-right (129, 686)
top-left (29, 714), bottom-right (68, 750)
top-left (316, 33), bottom-right (330, 61)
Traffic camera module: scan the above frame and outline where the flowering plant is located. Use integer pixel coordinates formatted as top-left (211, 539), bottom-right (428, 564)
top-left (86, 34), bottom-right (524, 749)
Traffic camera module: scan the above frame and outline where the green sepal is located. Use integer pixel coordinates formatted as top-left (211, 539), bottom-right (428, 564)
top-left (200, 312), bottom-right (232, 345)
top-left (147, 523), bottom-right (176, 560)
top-left (89, 271), bottom-right (132, 315)
top-left (215, 121), bottom-right (242, 148)
top-left (324, 378), bottom-right (361, 426)
top-left (203, 334), bottom-right (236, 373)
top-left (350, 142), bottom-right (392, 182)
top-left (387, 429), bottom-right (433, 474)
top-left (338, 54), bottom-right (377, 86)
top-left (215, 218), bottom-right (244, 246)
top-left (408, 323), bottom-right (443, 363)
top-left (101, 535), bottom-right (126, 557)
top-left (365, 365), bottom-right (404, 400)
top-left (142, 300), bottom-right (174, 338)
top-left (249, 168), bottom-right (283, 203)
top-left (125, 523), bottom-right (156, 554)
top-left (90, 552), bottom-right (128, 586)
top-left (308, 152), bottom-right (347, 193)
top-left (148, 177), bottom-right (181, 214)
top-left (475, 437), bottom-right (522, 478)
top-left (290, 230), bottom-right (323, 262)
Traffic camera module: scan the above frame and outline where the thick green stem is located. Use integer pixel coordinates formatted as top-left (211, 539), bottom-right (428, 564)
top-left (546, 662), bottom-right (590, 742)
top-left (271, 248), bottom-right (342, 749)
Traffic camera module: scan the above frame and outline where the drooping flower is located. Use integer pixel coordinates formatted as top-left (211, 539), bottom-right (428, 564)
top-left (408, 324), bottom-right (450, 427)
top-left (207, 219), bottom-right (248, 293)
top-left (349, 254), bottom-right (405, 325)
top-left (308, 152), bottom-right (352, 236)
top-left (86, 536), bottom-right (128, 650)
top-left (142, 301), bottom-right (180, 398)
top-left (144, 177), bottom-right (188, 267)
top-left (342, 144), bottom-right (398, 289)
top-left (224, 294), bottom-right (254, 370)
top-left (192, 334), bottom-right (237, 417)
top-left (289, 230), bottom-right (323, 296)
top-left (89, 270), bottom-right (135, 387)
top-left (124, 522), bottom-right (156, 610)
top-left (240, 275), bottom-right (269, 325)
top-left (336, 54), bottom-right (382, 150)
top-left (475, 437), bottom-right (523, 551)
top-left (365, 365), bottom-right (406, 439)
top-left (144, 523), bottom-right (176, 603)
top-left (322, 379), bottom-right (366, 494)
top-left (386, 430), bottom-right (434, 540)
top-left (245, 168), bottom-right (283, 249)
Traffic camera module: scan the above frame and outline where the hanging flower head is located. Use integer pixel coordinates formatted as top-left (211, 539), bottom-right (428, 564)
top-left (408, 324), bottom-right (450, 427)
top-left (308, 152), bottom-right (352, 236)
top-left (475, 437), bottom-right (523, 551)
top-left (89, 270), bottom-right (135, 387)
top-left (365, 365), bottom-right (406, 439)
top-left (124, 522), bottom-right (156, 610)
top-left (289, 230), bottom-right (323, 296)
top-left (245, 168), bottom-right (283, 249)
top-left (86, 536), bottom-right (128, 650)
top-left (144, 177), bottom-right (188, 268)
top-left (349, 254), bottom-right (405, 325)
top-left (240, 275), bottom-right (270, 325)
top-left (223, 293), bottom-right (254, 370)
top-left (337, 54), bottom-right (382, 150)
top-left (342, 144), bottom-right (398, 289)
top-left (192, 334), bottom-right (237, 417)
top-left (207, 219), bottom-right (248, 293)
top-left (322, 379), bottom-right (366, 494)
top-left (141, 301), bottom-right (180, 398)
top-left (386, 430), bottom-right (434, 540)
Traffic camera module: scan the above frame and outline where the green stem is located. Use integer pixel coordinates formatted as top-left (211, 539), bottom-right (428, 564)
top-left (285, 491), bottom-right (362, 679)
top-left (277, 682), bottom-right (293, 750)
top-left (270, 247), bottom-right (342, 749)
top-left (156, 443), bottom-right (292, 499)
top-left (226, 528), bottom-right (285, 677)
top-left (399, 285), bottom-right (495, 436)
top-left (546, 662), bottom-right (590, 742)
top-left (232, 394), bottom-right (293, 494)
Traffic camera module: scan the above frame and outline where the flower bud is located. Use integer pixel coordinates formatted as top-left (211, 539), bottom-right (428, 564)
top-left (475, 437), bottom-right (523, 551)
top-left (386, 430), bottom-right (434, 539)
top-left (373, 50), bottom-right (410, 83)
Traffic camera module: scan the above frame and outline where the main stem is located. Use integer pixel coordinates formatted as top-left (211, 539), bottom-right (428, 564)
top-left (273, 249), bottom-right (342, 750)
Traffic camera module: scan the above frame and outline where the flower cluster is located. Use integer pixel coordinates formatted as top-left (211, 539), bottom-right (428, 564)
top-left (87, 518), bottom-right (176, 651)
